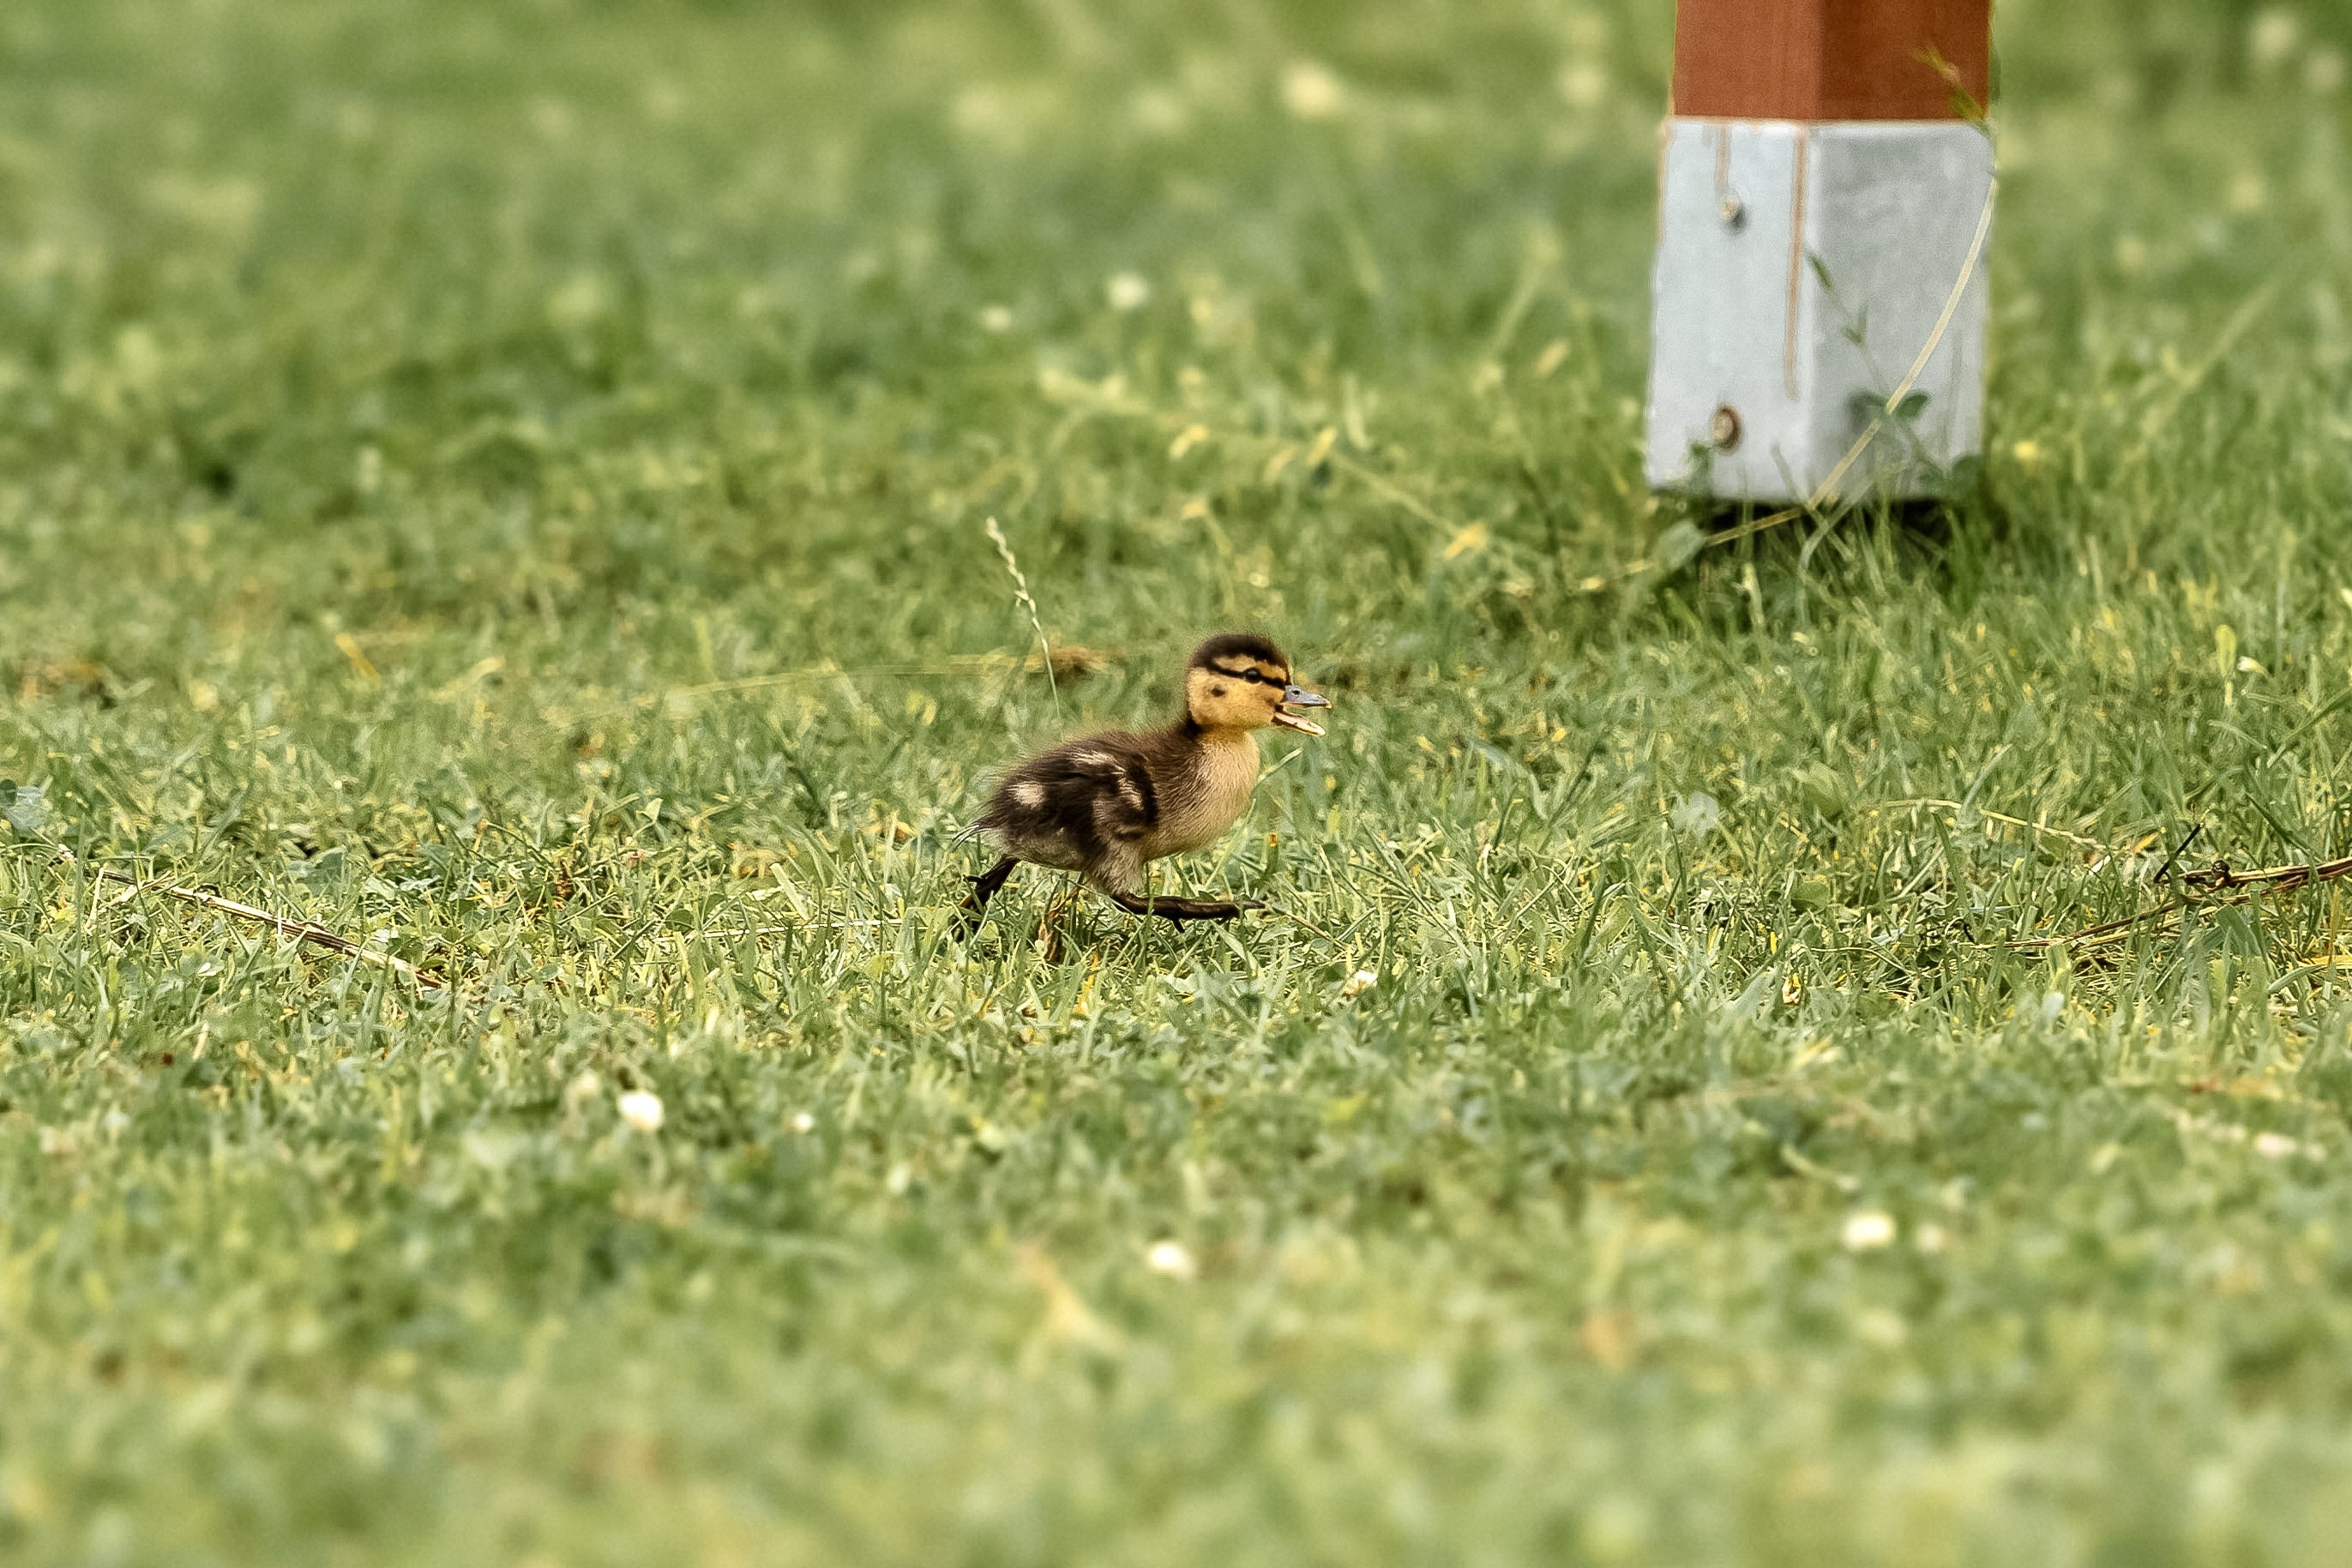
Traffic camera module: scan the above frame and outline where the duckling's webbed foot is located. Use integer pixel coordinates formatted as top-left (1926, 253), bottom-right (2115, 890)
top-left (955, 856), bottom-right (1021, 938)
top-left (1107, 890), bottom-right (1261, 923)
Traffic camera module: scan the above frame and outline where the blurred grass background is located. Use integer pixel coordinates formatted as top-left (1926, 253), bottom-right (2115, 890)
top-left (4, 0), bottom-right (2352, 1563)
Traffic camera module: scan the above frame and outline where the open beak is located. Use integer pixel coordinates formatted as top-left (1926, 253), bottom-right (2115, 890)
top-left (1272, 684), bottom-right (1332, 736)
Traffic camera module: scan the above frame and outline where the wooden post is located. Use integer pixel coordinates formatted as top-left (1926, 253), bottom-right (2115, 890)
top-left (1645, 0), bottom-right (1996, 503)
top-left (1672, 0), bottom-right (1992, 122)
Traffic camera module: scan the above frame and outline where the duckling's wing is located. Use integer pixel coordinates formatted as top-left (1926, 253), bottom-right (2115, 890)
top-left (1028, 734), bottom-right (1159, 838)
top-left (977, 732), bottom-right (1160, 877)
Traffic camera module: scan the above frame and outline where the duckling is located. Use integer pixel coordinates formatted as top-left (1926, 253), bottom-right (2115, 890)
top-left (960, 633), bottom-right (1332, 927)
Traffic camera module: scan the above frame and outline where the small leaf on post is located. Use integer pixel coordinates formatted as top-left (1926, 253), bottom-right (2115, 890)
top-left (1654, 521), bottom-right (1707, 574)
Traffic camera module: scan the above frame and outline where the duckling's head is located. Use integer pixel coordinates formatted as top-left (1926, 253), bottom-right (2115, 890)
top-left (1183, 634), bottom-right (1332, 736)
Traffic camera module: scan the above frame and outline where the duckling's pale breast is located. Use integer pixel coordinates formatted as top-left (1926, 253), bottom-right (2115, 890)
top-left (1142, 730), bottom-right (1260, 860)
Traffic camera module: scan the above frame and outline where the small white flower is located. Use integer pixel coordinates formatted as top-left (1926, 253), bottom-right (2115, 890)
top-left (1280, 60), bottom-right (1344, 121)
top-left (1146, 1240), bottom-right (1198, 1279)
top-left (2254, 1131), bottom-right (2301, 1161)
top-left (1842, 1211), bottom-right (1898, 1251)
top-left (977, 304), bottom-right (1014, 333)
top-left (789, 1110), bottom-right (816, 1135)
top-left (1106, 272), bottom-right (1152, 312)
top-left (1671, 792), bottom-right (1722, 836)
top-left (617, 1090), bottom-right (665, 1134)
top-left (1339, 969), bottom-right (1380, 1001)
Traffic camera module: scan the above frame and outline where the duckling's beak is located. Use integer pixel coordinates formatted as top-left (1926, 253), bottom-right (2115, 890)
top-left (1273, 684), bottom-right (1332, 736)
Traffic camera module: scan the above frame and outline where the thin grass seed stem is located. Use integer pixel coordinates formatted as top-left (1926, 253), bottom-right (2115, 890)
top-left (1802, 173), bottom-right (2002, 519)
top-left (2133, 276), bottom-right (2283, 454)
top-left (1866, 798), bottom-right (2109, 853)
top-left (653, 920), bottom-right (908, 946)
top-left (659, 654), bottom-right (1042, 709)
top-left (1326, 454), bottom-right (1461, 534)
top-left (984, 516), bottom-right (1061, 718)
top-left (1263, 905), bottom-right (1339, 940)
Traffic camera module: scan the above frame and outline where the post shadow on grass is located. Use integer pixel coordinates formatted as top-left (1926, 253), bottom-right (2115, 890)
top-left (1693, 467), bottom-right (2010, 546)
top-left (1674, 470), bottom-right (2021, 592)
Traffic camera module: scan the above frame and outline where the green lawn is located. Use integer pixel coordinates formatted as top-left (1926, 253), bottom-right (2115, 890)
top-left (4, 0), bottom-right (2352, 1562)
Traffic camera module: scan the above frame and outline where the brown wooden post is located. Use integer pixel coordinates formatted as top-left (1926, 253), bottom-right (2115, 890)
top-left (1672, 0), bottom-right (1992, 122)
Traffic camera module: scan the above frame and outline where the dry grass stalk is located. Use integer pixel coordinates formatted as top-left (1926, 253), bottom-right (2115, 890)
top-left (657, 646), bottom-right (1111, 711)
top-left (2003, 854), bottom-right (2352, 954)
top-left (58, 850), bottom-right (446, 990)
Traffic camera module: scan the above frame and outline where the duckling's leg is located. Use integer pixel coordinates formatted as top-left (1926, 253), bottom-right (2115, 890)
top-left (1090, 850), bottom-right (1260, 922)
top-left (1106, 890), bottom-right (1260, 922)
top-left (955, 856), bottom-right (1022, 936)
top-left (1100, 888), bottom-right (1270, 926)
top-left (1036, 880), bottom-right (1079, 963)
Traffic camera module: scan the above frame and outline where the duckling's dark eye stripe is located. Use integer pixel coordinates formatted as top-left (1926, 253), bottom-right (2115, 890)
top-left (1207, 664), bottom-right (1276, 684)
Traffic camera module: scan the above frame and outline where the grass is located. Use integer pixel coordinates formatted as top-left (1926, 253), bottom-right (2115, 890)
top-left (3, 0), bottom-right (2352, 1561)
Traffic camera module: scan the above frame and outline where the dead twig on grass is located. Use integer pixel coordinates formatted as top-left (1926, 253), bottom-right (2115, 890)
top-left (57, 849), bottom-right (447, 990)
top-left (2180, 855), bottom-right (2352, 896)
top-left (1995, 852), bottom-right (2352, 955)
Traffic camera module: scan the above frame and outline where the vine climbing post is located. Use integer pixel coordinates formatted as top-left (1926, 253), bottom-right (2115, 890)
top-left (1645, 0), bottom-right (1997, 505)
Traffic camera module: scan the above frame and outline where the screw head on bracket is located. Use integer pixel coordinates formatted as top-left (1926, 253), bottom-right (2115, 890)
top-left (1710, 405), bottom-right (1743, 452)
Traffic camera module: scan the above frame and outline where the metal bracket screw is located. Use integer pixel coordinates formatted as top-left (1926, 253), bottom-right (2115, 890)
top-left (1711, 406), bottom-right (1743, 451)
